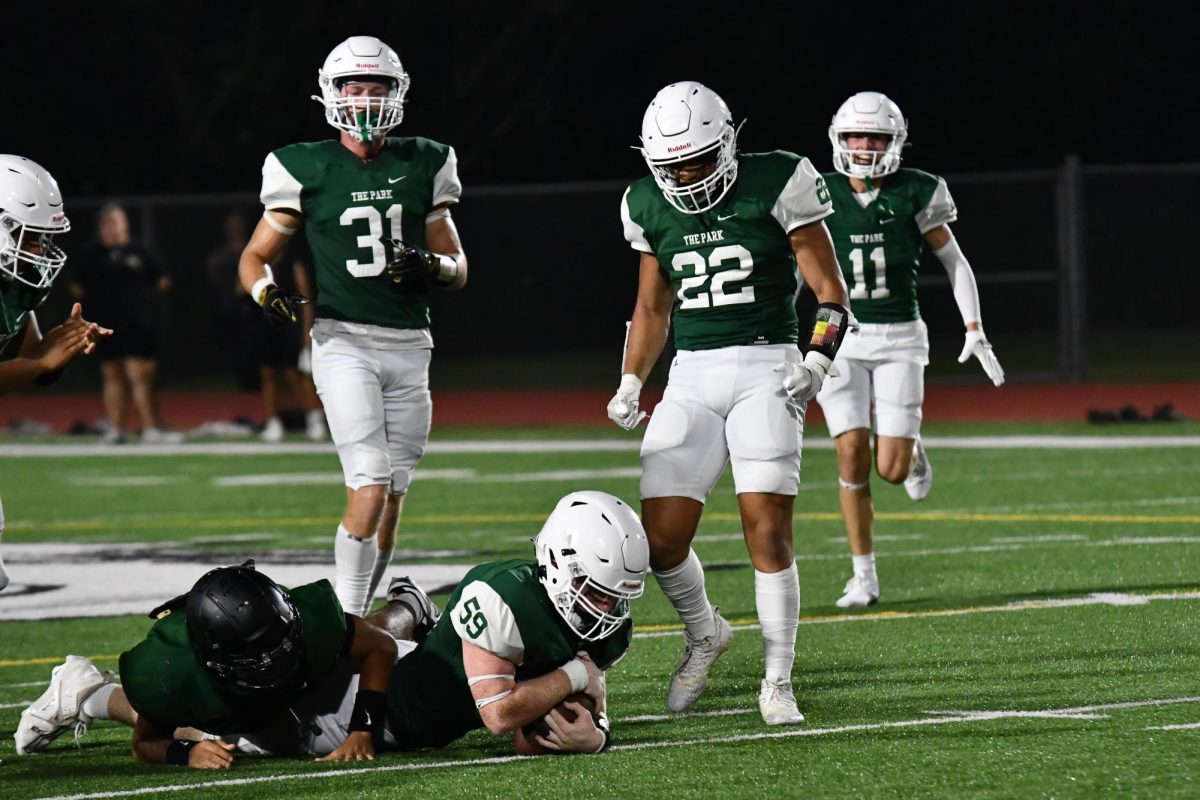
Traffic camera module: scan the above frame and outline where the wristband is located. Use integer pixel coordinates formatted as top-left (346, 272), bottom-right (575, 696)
top-left (559, 658), bottom-right (589, 693)
top-left (348, 689), bottom-right (387, 740)
top-left (592, 712), bottom-right (611, 753)
top-left (250, 276), bottom-right (276, 306)
top-left (431, 254), bottom-right (459, 286)
top-left (806, 302), bottom-right (849, 360)
top-left (165, 739), bottom-right (197, 766)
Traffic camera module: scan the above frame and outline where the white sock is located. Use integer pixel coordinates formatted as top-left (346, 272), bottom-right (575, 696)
top-left (653, 549), bottom-right (716, 639)
top-left (334, 524), bottom-right (377, 616)
top-left (755, 562), bottom-right (800, 684)
top-left (852, 553), bottom-right (877, 581)
top-left (364, 542), bottom-right (395, 616)
top-left (81, 683), bottom-right (118, 721)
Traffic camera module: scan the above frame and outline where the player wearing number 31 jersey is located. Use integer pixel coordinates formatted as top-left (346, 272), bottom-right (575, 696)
top-left (239, 36), bottom-right (468, 619)
top-left (609, 82), bottom-right (851, 726)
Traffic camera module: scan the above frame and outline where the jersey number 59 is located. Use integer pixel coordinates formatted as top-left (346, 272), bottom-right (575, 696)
top-left (458, 596), bottom-right (489, 639)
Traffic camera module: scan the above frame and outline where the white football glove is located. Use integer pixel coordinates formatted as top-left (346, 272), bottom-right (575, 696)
top-left (298, 345), bottom-right (313, 375)
top-left (607, 374), bottom-right (647, 431)
top-left (774, 351), bottom-right (839, 403)
top-left (958, 328), bottom-right (1005, 387)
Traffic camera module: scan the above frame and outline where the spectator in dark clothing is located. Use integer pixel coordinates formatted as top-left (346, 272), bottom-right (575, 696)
top-left (69, 202), bottom-right (181, 444)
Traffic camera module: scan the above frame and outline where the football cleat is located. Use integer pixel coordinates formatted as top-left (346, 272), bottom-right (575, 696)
top-left (836, 574), bottom-right (880, 608)
top-left (15, 656), bottom-right (112, 755)
top-left (141, 427), bottom-right (184, 445)
top-left (260, 417), bottom-right (285, 443)
top-left (667, 606), bottom-right (732, 712)
top-left (904, 436), bottom-right (932, 501)
top-left (759, 678), bottom-right (806, 725)
top-left (386, 576), bottom-right (440, 642)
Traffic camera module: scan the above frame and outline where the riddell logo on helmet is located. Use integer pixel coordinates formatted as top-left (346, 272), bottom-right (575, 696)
top-left (355, 63), bottom-right (381, 69)
top-left (667, 143), bottom-right (693, 153)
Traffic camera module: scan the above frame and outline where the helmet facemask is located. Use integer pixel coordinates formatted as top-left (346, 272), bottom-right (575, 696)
top-left (643, 123), bottom-right (739, 214)
top-left (546, 556), bottom-right (640, 642)
top-left (316, 74), bottom-right (409, 144)
top-left (829, 129), bottom-right (905, 181)
top-left (0, 211), bottom-right (68, 291)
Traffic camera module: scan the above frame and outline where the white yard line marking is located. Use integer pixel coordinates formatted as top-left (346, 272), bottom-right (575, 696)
top-left (0, 680), bottom-right (46, 689)
top-left (66, 476), bottom-right (177, 487)
top-left (632, 590), bottom-right (1200, 638)
top-left (1147, 722), bottom-right (1200, 730)
top-left (0, 699), bottom-right (32, 708)
top-left (4, 434), bottom-right (1200, 459)
top-left (214, 467), bottom-right (642, 487)
top-left (623, 708), bottom-right (757, 723)
top-left (30, 695), bottom-right (1200, 800)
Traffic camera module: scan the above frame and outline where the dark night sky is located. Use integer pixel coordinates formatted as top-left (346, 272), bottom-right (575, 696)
top-left (5, 1), bottom-right (1196, 196)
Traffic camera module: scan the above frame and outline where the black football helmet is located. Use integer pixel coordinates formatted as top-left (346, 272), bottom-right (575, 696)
top-left (185, 563), bottom-right (304, 692)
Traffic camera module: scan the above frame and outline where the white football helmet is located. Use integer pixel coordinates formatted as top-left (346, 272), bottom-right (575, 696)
top-left (0, 155), bottom-right (69, 291)
top-left (535, 491), bottom-right (649, 642)
top-left (829, 91), bottom-right (908, 180)
top-left (639, 81), bottom-right (739, 214)
top-left (313, 36), bottom-right (411, 143)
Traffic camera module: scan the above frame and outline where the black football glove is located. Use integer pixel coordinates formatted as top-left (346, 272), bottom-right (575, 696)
top-left (260, 285), bottom-right (309, 325)
top-left (384, 239), bottom-right (437, 287)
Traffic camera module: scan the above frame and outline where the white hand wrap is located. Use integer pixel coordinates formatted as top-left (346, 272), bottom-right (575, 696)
top-left (606, 374), bottom-right (647, 430)
top-left (774, 351), bottom-right (839, 402)
top-left (559, 658), bottom-right (590, 693)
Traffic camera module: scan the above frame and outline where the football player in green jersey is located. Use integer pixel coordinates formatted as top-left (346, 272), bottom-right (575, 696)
top-left (0, 155), bottom-right (110, 592)
top-left (15, 563), bottom-right (412, 767)
top-left (17, 493), bottom-right (644, 763)
top-left (816, 92), bottom-right (1005, 608)
top-left (609, 82), bottom-right (851, 725)
top-left (238, 36), bottom-right (468, 618)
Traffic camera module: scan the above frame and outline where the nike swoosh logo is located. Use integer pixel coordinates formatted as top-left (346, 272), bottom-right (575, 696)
top-left (880, 218), bottom-right (895, 225)
top-left (717, 212), bottom-right (738, 221)
top-left (387, 176), bottom-right (406, 184)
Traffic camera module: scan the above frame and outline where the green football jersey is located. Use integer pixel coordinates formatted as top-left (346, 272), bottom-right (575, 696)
top-left (260, 137), bottom-right (461, 330)
top-left (621, 151), bottom-right (833, 351)
top-left (118, 580), bottom-right (349, 735)
top-left (0, 281), bottom-right (50, 355)
top-left (386, 559), bottom-right (631, 749)
top-left (822, 168), bottom-right (957, 324)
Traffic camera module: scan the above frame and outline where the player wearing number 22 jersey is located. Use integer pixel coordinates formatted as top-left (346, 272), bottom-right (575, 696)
top-left (608, 82), bottom-right (851, 727)
top-left (815, 91), bottom-right (1005, 611)
top-left (239, 36), bottom-right (468, 620)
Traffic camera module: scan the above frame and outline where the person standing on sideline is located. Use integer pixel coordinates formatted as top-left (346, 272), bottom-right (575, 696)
top-left (816, 92), bottom-right (1004, 608)
top-left (0, 155), bottom-right (111, 591)
top-left (608, 82), bottom-right (850, 725)
top-left (238, 36), bottom-right (467, 616)
top-left (70, 202), bottom-right (180, 444)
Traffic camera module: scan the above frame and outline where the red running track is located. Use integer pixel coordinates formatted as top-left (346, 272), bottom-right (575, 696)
top-left (1, 382), bottom-right (1197, 433)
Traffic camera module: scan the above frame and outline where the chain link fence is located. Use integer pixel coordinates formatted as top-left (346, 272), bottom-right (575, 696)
top-left (36, 159), bottom-right (1198, 392)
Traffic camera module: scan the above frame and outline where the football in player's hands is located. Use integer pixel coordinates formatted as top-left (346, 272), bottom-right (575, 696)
top-left (512, 693), bottom-right (597, 756)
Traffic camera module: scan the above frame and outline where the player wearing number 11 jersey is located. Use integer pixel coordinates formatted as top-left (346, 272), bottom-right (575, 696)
top-left (608, 82), bottom-right (851, 726)
top-left (816, 92), bottom-right (1005, 609)
top-left (239, 36), bottom-right (468, 619)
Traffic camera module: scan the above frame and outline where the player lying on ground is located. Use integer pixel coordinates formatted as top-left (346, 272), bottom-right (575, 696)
top-left (15, 562), bottom-right (410, 765)
top-left (15, 491), bottom-right (648, 765)
top-left (0, 155), bottom-right (111, 592)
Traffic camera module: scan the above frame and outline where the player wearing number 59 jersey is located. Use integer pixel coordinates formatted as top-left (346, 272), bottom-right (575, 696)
top-left (609, 82), bottom-right (851, 726)
top-left (239, 36), bottom-right (468, 620)
top-left (816, 92), bottom-right (1004, 610)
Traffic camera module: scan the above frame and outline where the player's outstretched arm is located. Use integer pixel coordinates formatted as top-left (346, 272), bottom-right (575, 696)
top-left (317, 617), bottom-right (399, 762)
top-left (1, 308), bottom-right (108, 394)
top-left (607, 253), bottom-right (673, 430)
top-left (925, 225), bottom-right (1005, 386)
top-left (132, 716), bottom-right (234, 768)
